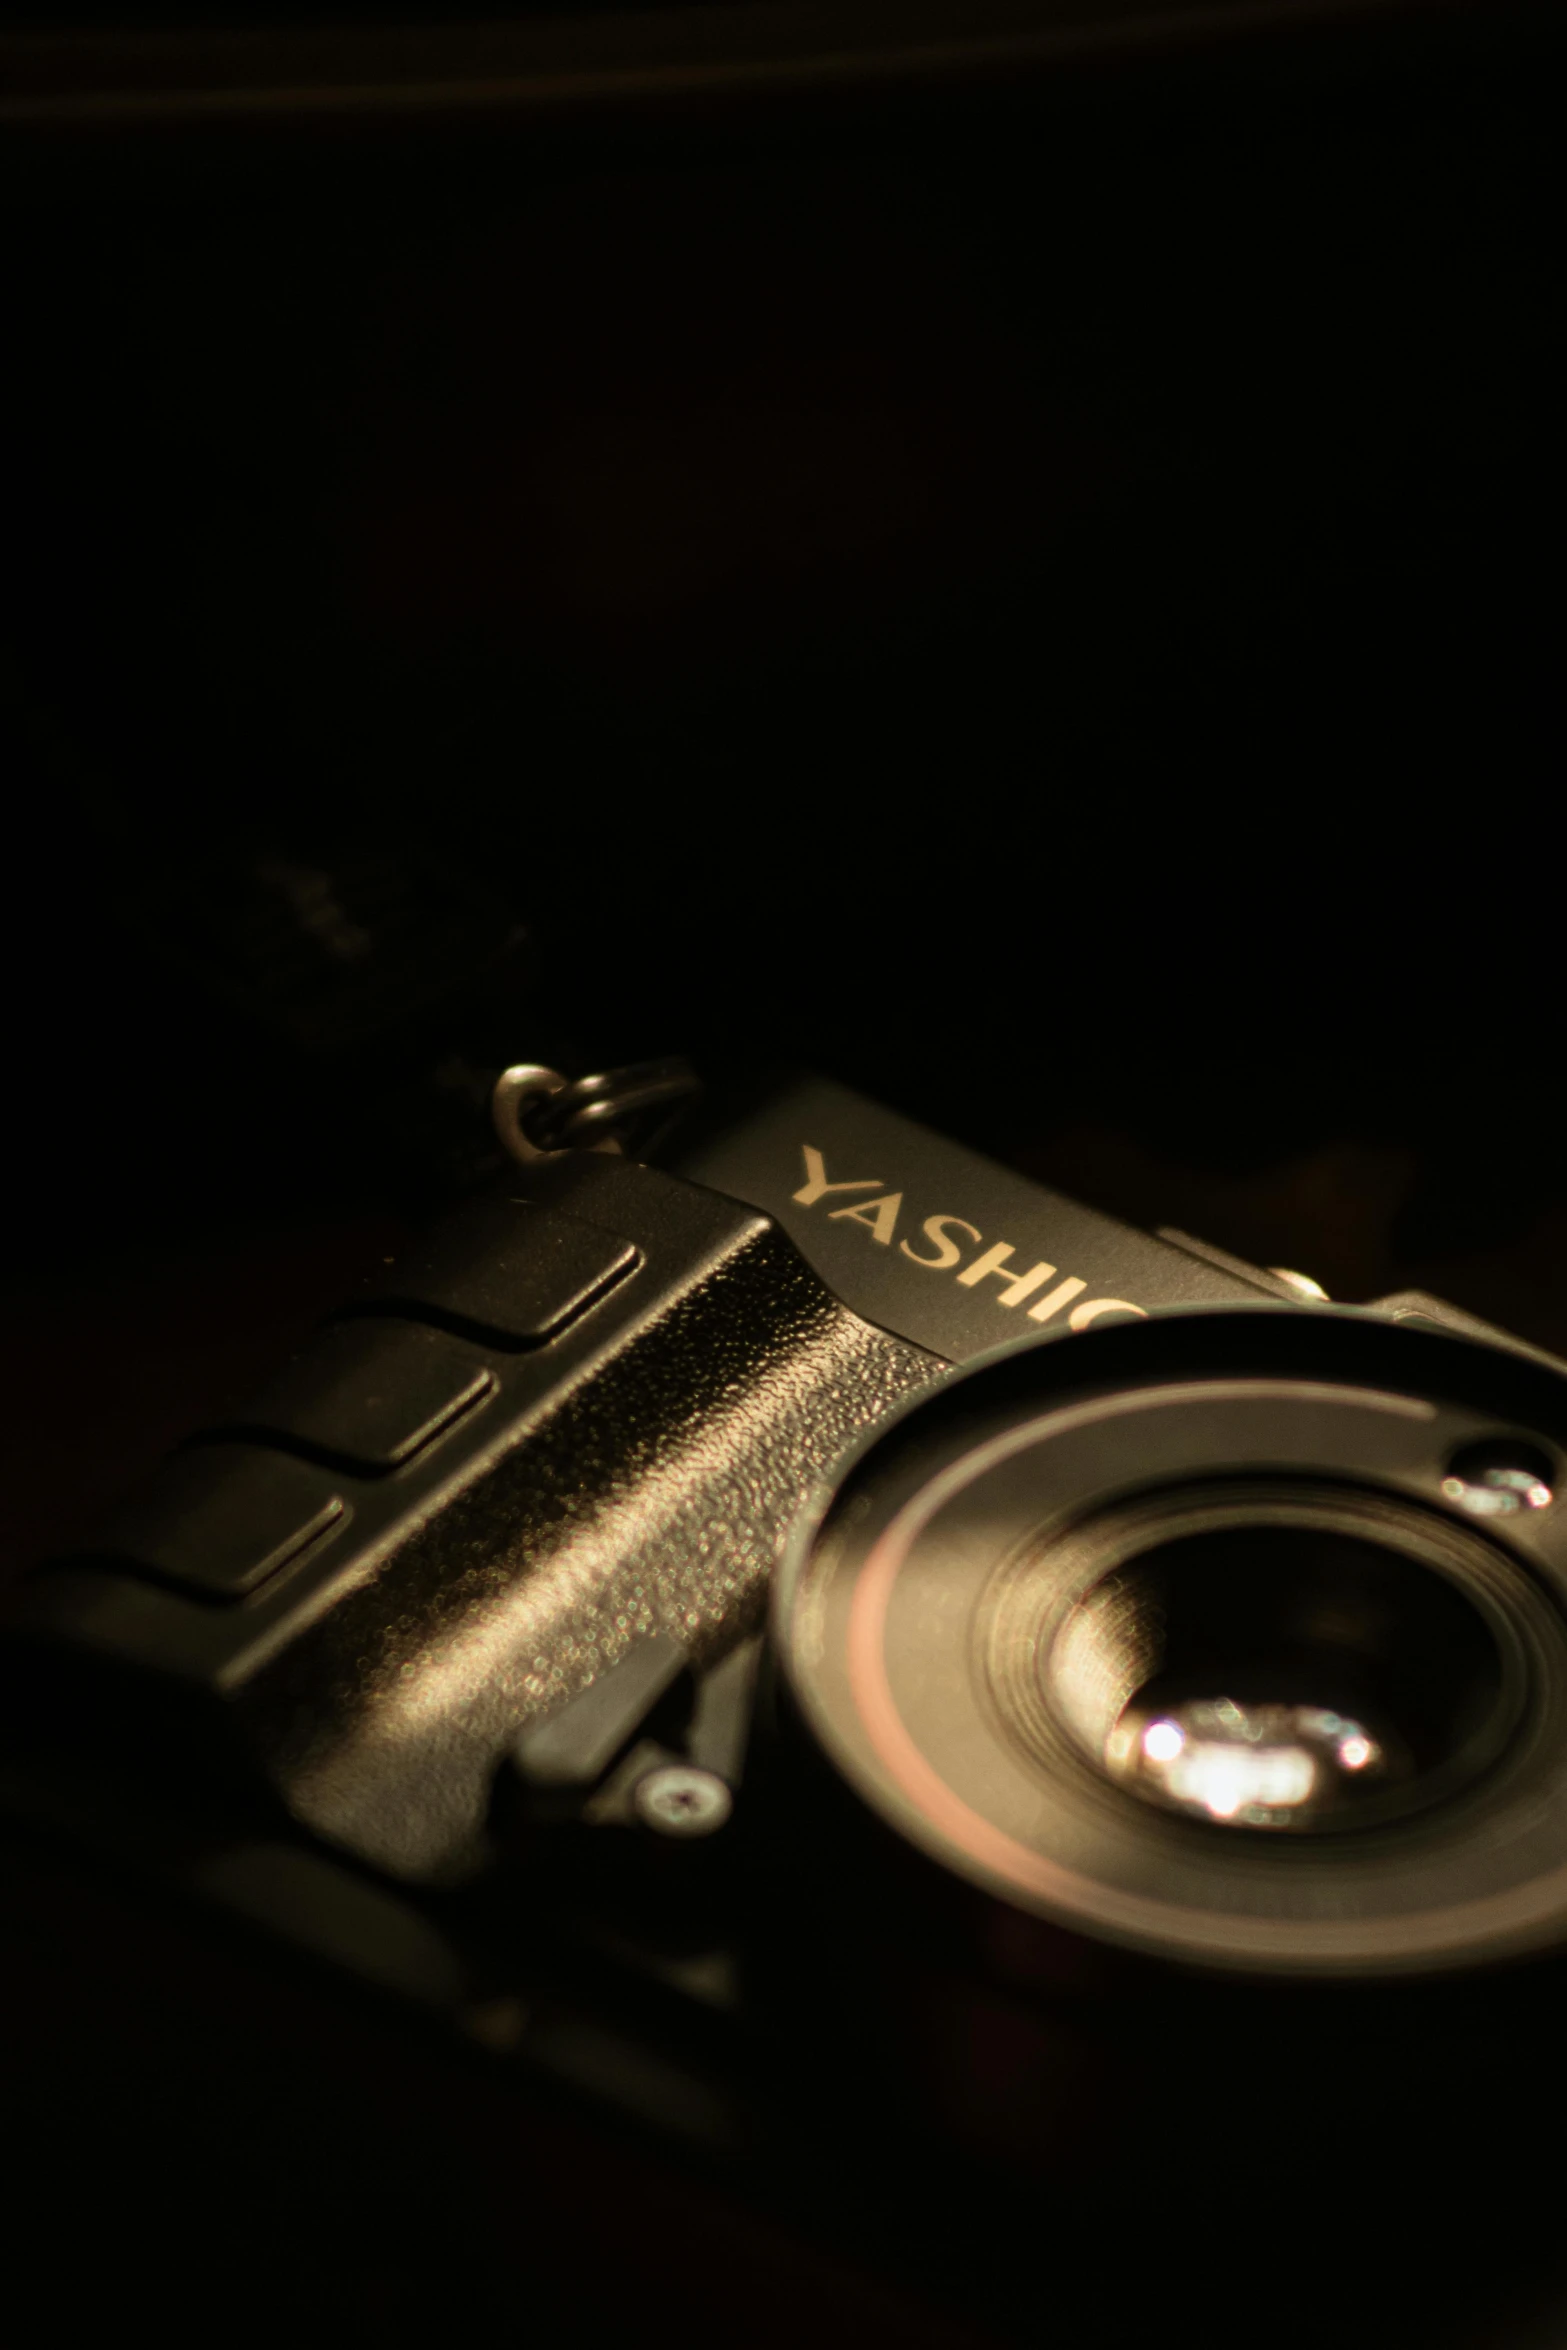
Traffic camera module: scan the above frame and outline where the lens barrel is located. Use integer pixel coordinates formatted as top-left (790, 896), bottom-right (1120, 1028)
top-left (769, 1307), bottom-right (1567, 1979)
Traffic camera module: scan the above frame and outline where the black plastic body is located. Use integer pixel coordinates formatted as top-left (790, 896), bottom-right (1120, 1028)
top-left (5, 1073), bottom-right (1567, 2346)
top-left (11, 1073), bottom-right (1288, 1874)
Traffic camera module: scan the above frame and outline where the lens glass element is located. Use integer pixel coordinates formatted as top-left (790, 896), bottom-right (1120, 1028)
top-left (1116, 1697), bottom-right (1379, 1825)
top-left (1012, 1508), bottom-right (1518, 1833)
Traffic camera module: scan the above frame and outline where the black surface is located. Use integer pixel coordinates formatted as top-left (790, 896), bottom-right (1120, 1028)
top-left (17, 1277), bottom-right (1567, 2350)
top-left (4, 0), bottom-right (1564, 1285)
top-left (75, 1440), bottom-right (347, 1598)
top-left (210, 1316), bottom-right (497, 1473)
top-left (511, 1630), bottom-right (690, 1786)
top-left (11, 1146), bottom-right (938, 1885)
top-left (675, 1071), bottom-right (1280, 1359)
top-left (344, 1195), bottom-right (639, 1348)
top-left (3, 6), bottom-right (1566, 2343)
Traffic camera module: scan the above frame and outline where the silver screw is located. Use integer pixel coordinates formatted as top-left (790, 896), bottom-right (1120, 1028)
top-left (632, 1764), bottom-right (733, 1839)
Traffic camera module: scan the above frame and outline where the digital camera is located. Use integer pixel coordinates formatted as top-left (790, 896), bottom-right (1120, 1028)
top-left (10, 1061), bottom-right (1567, 2346)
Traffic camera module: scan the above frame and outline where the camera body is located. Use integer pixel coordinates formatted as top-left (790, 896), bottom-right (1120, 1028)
top-left (13, 1072), bottom-right (1299, 1884)
top-left (10, 1069), bottom-right (1567, 2345)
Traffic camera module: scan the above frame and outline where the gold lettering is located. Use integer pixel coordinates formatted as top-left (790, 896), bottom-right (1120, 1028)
top-left (793, 1144), bottom-right (884, 1209)
top-left (954, 1241), bottom-right (1058, 1308)
top-left (1027, 1276), bottom-right (1089, 1324)
top-left (1068, 1298), bottom-right (1148, 1330)
top-left (828, 1191), bottom-right (903, 1246)
top-left (900, 1214), bottom-right (981, 1272)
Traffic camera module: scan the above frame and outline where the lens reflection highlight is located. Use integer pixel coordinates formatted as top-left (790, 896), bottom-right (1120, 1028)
top-left (1441, 1466), bottom-right (1552, 1518)
top-left (1111, 1698), bottom-right (1384, 1827)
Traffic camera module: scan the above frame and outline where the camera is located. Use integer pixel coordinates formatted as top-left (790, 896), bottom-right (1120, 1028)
top-left (10, 1061), bottom-right (1567, 2345)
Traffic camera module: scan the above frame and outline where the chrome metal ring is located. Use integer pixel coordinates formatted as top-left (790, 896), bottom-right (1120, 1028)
top-left (490, 1063), bottom-right (572, 1167)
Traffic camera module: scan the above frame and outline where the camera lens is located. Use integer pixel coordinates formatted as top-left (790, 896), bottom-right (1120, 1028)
top-left (1442, 1436), bottom-right (1555, 1518)
top-left (1000, 1509), bottom-right (1515, 1833)
top-left (774, 1308), bottom-right (1567, 1972)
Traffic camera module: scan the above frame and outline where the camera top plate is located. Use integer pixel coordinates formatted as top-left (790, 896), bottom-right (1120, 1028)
top-left (673, 1072), bottom-right (1287, 1364)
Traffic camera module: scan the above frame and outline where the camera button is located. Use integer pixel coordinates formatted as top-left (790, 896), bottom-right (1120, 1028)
top-left (81, 1444), bottom-right (348, 1599)
top-left (343, 1198), bottom-right (638, 1349)
top-left (212, 1319), bottom-right (496, 1474)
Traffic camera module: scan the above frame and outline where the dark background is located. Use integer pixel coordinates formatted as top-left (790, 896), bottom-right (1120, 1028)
top-left (2, 12), bottom-right (1566, 2341)
top-left (3, 3), bottom-right (1563, 1589)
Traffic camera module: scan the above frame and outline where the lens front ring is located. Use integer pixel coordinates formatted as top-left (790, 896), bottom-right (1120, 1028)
top-left (776, 1311), bottom-right (1567, 1975)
